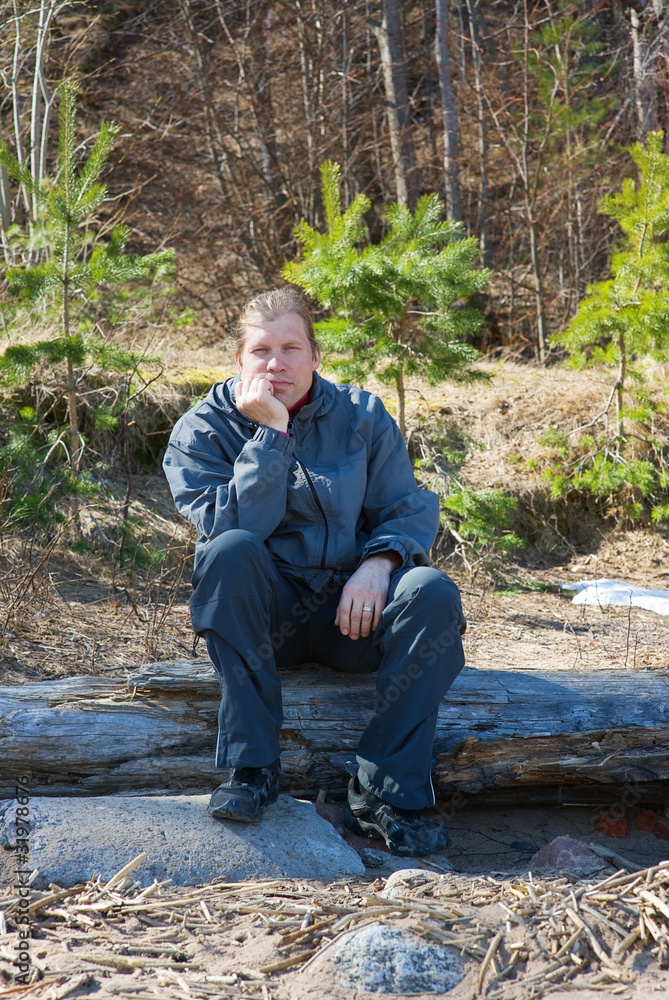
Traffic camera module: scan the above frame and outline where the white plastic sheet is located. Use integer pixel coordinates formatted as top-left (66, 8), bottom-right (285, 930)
top-left (561, 578), bottom-right (669, 615)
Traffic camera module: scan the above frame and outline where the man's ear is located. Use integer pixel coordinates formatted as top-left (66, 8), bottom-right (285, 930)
top-left (234, 351), bottom-right (241, 372)
top-left (312, 346), bottom-right (321, 370)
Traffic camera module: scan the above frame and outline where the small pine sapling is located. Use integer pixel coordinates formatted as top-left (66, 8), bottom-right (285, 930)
top-left (0, 80), bottom-right (174, 525)
top-left (283, 161), bottom-right (490, 439)
top-left (548, 131), bottom-right (669, 522)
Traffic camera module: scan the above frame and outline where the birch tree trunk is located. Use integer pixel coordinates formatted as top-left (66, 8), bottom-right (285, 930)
top-left (465, 0), bottom-right (489, 263)
top-left (371, 0), bottom-right (417, 208)
top-left (629, 2), bottom-right (669, 139)
top-left (435, 0), bottom-right (462, 223)
top-left (0, 142), bottom-right (11, 243)
top-left (29, 0), bottom-right (57, 223)
top-left (295, 0), bottom-right (316, 219)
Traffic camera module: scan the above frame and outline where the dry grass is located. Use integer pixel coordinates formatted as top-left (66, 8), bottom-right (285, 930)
top-left (0, 474), bottom-right (195, 682)
top-left (2, 856), bottom-right (669, 999)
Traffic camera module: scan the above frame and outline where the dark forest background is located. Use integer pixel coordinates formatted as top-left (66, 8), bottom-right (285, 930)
top-left (3, 0), bottom-right (668, 361)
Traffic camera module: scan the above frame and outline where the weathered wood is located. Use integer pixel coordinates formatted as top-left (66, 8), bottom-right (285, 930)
top-left (1, 659), bottom-right (669, 804)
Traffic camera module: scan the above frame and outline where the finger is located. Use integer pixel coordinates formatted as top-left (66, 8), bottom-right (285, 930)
top-left (336, 594), bottom-right (351, 636)
top-left (348, 601), bottom-right (364, 640)
top-left (359, 604), bottom-right (374, 638)
top-left (246, 376), bottom-right (268, 399)
top-left (240, 377), bottom-right (260, 401)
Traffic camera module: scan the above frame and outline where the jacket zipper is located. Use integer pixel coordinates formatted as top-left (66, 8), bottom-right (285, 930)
top-left (296, 457), bottom-right (329, 568)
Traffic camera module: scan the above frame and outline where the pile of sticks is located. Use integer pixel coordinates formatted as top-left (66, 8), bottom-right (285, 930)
top-left (1, 854), bottom-right (668, 999)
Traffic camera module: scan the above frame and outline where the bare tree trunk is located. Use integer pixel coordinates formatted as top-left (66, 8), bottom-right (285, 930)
top-left (629, 7), bottom-right (654, 137)
top-left (421, 6), bottom-right (440, 165)
top-left (520, 2), bottom-right (547, 364)
top-left (295, 0), bottom-right (316, 220)
top-left (180, 0), bottom-right (230, 201)
top-left (632, 2), bottom-right (669, 137)
top-left (340, 1), bottom-right (351, 205)
top-left (615, 331), bottom-right (627, 445)
top-left (29, 0), bottom-right (57, 222)
top-left (435, 0), bottom-right (462, 223)
top-left (254, 9), bottom-right (285, 207)
top-left (524, 189), bottom-right (548, 364)
top-left (0, 129), bottom-right (11, 246)
top-left (466, 0), bottom-right (489, 262)
top-left (10, 0), bottom-right (31, 220)
top-left (364, 2), bottom-right (391, 207)
top-left (371, 0), bottom-right (417, 208)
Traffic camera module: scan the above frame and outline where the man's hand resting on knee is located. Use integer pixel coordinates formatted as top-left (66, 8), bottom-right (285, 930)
top-left (335, 553), bottom-right (398, 639)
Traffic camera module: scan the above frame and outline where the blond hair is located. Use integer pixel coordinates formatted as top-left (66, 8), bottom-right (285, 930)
top-left (233, 286), bottom-right (319, 357)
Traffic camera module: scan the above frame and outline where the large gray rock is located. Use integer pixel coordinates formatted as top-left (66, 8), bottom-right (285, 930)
top-left (326, 922), bottom-right (464, 993)
top-left (0, 794), bottom-right (365, 888)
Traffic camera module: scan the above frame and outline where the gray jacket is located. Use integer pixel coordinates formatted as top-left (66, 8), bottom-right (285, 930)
top-left (163, 372), bottom-right (439, 591)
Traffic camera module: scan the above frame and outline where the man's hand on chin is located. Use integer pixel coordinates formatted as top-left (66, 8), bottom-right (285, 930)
top-left (335, 553), bottom-right (399, 640)
top-left (236, 376), bottom-right (290, 432)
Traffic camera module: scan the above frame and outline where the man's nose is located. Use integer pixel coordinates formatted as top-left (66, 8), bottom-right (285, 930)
top-left (266, 353), bottom-right (286, 370)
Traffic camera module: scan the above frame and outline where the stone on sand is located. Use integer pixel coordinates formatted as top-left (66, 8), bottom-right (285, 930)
top-left (0, 794), bottom-right (365, 888)
top-left (529, 836), bottom-right (608, 876)
top-left (317, 921), bottom-right (464, 993)
top-left (381, 867), bottom-right (443, 898)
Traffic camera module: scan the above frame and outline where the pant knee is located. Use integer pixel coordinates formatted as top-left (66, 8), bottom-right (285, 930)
top-left (192, 529), bottom-right (268, 586)
top-left (397, 567), bottom-right (460, 606)
top-left (391, 567), bottom-right (466, 634)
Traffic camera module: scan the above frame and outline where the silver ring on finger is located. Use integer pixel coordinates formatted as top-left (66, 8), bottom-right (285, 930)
top-left (362, 606), bottom-right (374, 613)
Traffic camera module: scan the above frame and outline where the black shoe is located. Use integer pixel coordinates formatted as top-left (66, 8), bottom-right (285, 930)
top-left (343, 776), bottom-right (449, 857)
top-left (208, 760), bottom-right (280, 823)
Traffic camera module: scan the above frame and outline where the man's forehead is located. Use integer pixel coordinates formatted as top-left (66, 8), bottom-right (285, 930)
top-left (242, 315), bottom-right (309, 345)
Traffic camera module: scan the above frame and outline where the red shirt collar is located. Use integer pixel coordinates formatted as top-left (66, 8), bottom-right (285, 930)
top-left (288, 390), bottom-right (311, 416)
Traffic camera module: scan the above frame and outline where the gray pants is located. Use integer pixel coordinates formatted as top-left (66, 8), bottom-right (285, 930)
top-left (190, 530), bottom-right (466, 810)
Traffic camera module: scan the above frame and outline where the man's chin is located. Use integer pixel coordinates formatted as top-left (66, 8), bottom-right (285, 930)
top-left (273, 387), bottom-right (299, 407)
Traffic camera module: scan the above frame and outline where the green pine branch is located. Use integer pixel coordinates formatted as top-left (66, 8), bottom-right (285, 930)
top-left (283, 160), bottom-right (489, 438)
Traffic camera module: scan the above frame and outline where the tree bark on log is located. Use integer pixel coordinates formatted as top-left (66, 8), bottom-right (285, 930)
top-left (1, 660), bottom-right (668, 805)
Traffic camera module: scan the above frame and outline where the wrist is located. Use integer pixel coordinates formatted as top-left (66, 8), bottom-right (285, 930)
top-left (366, 552), bottom-right (400, 569)
top-left (266, 417), bottom-right (289, 434)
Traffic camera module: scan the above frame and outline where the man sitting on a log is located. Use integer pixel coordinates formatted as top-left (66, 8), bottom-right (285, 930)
top-left (163, 287), bottom-right (467, 857)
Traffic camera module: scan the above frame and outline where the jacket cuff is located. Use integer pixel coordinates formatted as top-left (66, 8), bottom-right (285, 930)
top-left (253, 424), bottom-right (295, 455)
top-left (361, 540), bottom-right (408, 568)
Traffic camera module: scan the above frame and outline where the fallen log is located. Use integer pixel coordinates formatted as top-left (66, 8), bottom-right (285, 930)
top-left (1, 660), bottom-right (668, 804)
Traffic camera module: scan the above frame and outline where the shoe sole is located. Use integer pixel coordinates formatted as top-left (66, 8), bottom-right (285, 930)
top-left (208, 784), bottom-right (279, 824)
top-left (343, 804), bottom-right (448, 857)
top-left (343, 805), bottom-right (397, 850)
top-left (208, 803), bottom-right (263, 823)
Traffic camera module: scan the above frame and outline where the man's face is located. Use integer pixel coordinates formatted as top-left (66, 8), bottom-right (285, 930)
top-left (235, 312), bottom-right (321, 411)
